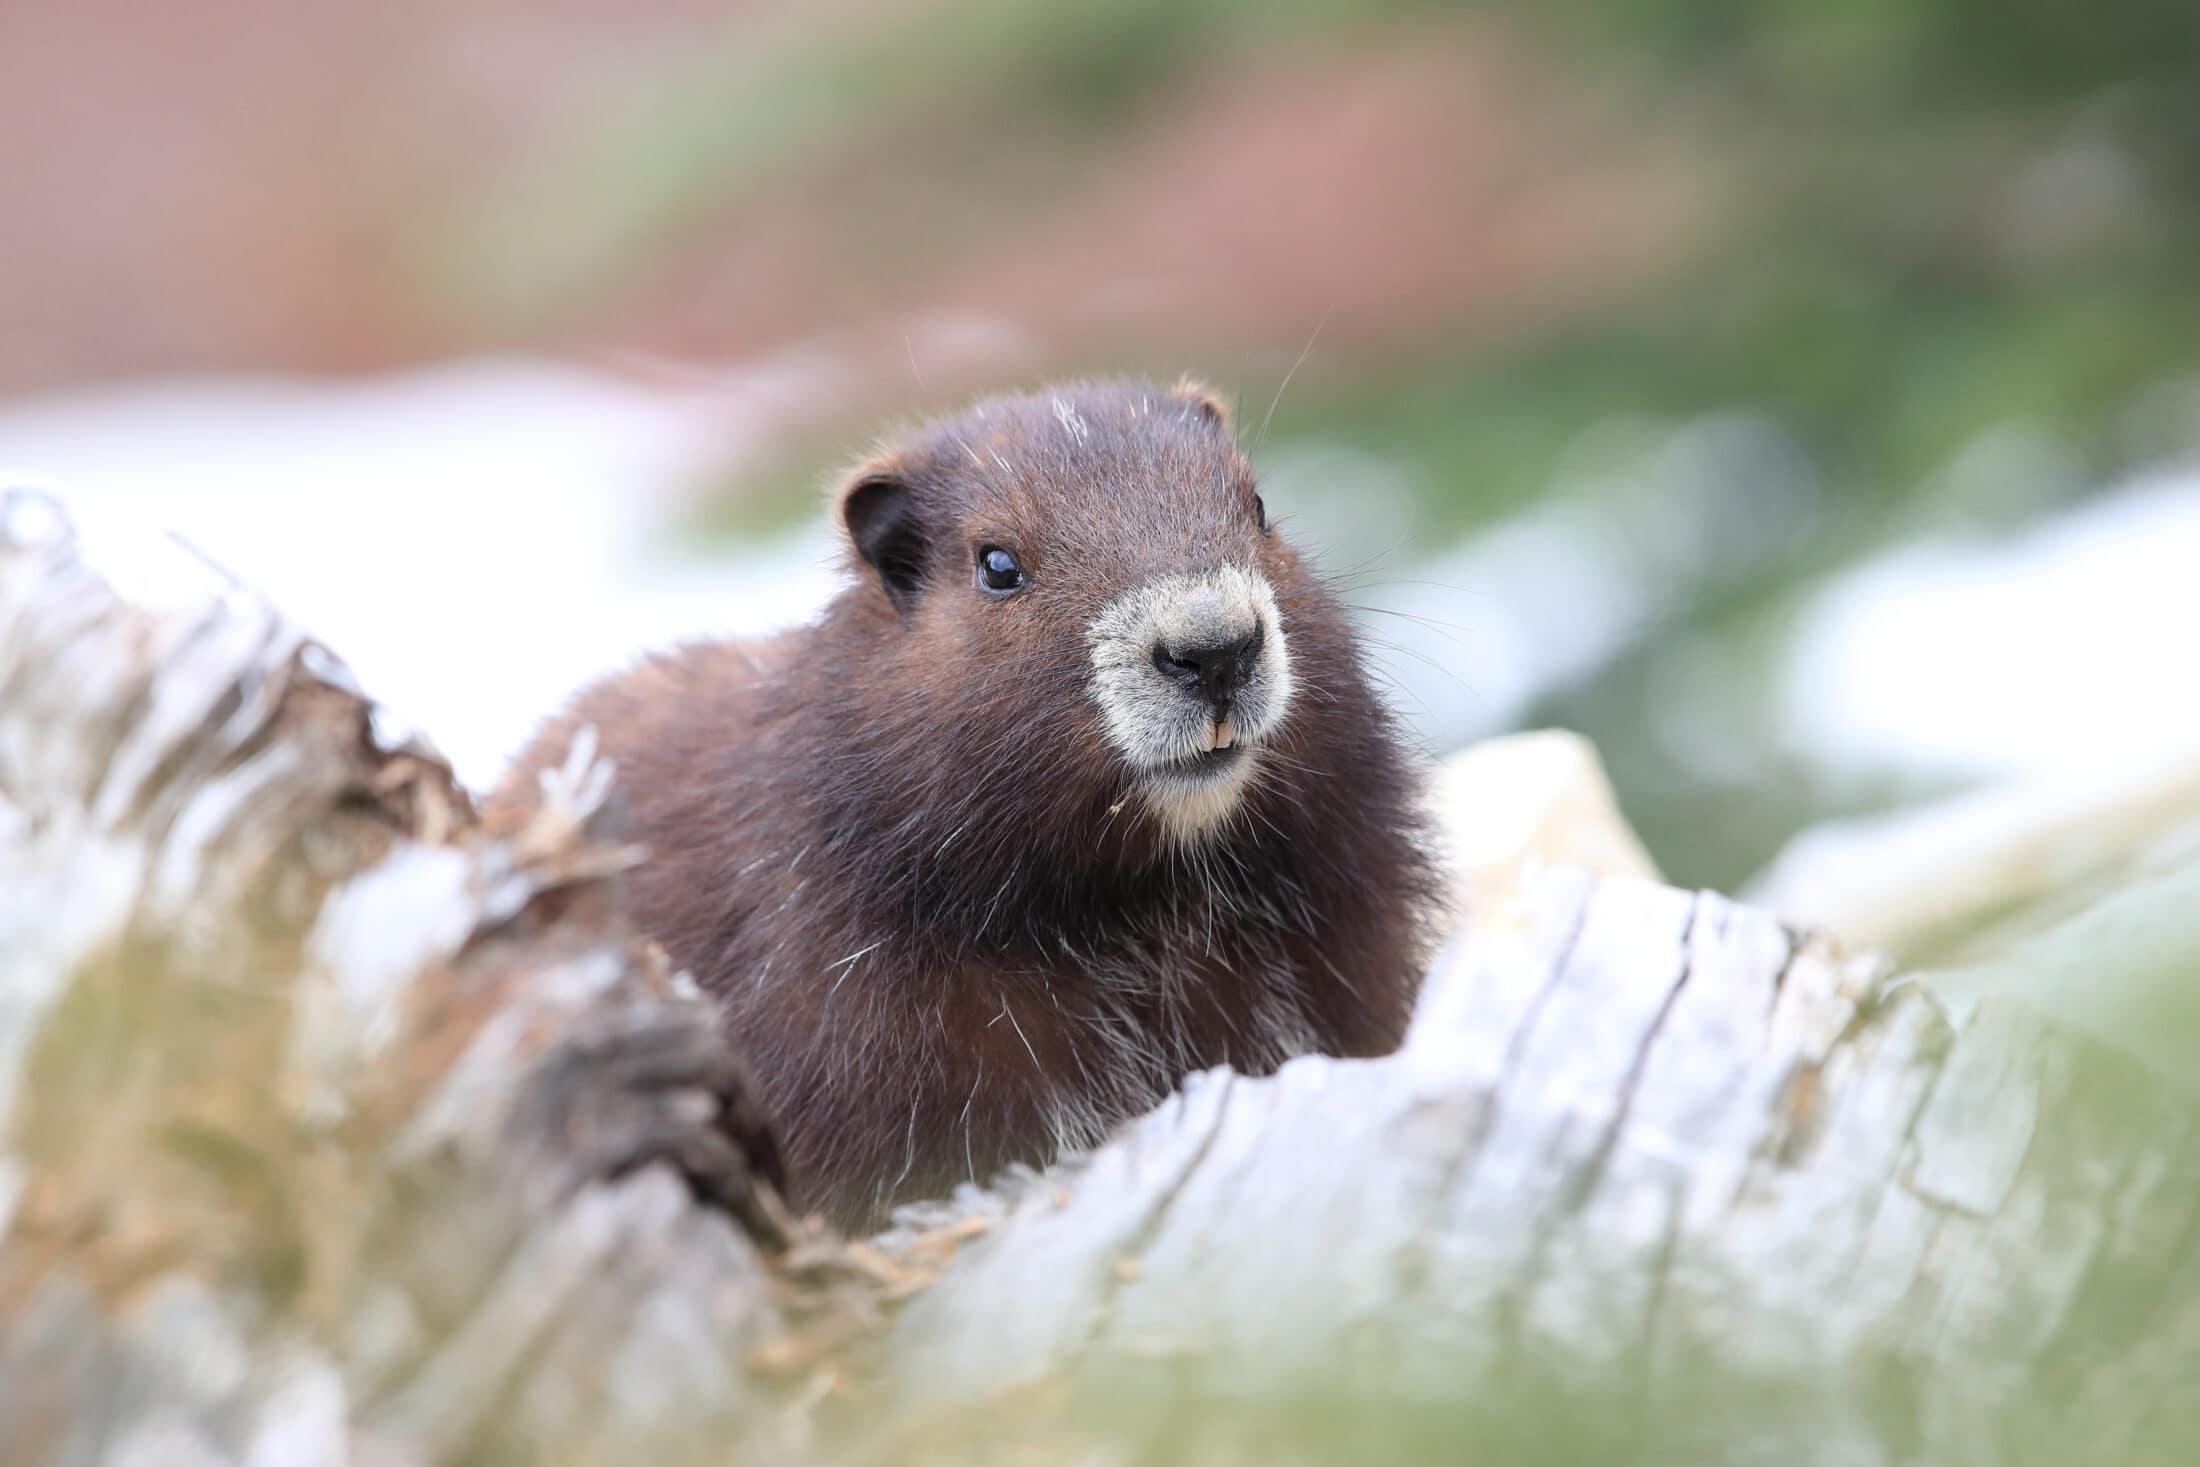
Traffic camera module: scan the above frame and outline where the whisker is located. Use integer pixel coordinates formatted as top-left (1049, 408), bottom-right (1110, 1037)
top-left (1258, 305), bottom-right (1334, 448)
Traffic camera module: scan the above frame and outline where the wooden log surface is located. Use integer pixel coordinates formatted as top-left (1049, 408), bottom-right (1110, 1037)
top-left (3, 486), bottom-right (2196, 1464)
top-left (0, 489), bottom-right (831, 1466)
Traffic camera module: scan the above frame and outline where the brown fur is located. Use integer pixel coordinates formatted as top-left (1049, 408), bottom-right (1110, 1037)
top-left (491, 379), bottom-right (1438, 1229)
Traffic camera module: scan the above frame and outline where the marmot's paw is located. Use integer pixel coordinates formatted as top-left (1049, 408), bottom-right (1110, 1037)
top-left (517, 1015), bottom-right (792, 1251)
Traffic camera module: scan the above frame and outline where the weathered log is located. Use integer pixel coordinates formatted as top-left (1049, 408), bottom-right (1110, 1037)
top-left (4, 487), bottom-right (2195, 1464)
top-left (880, 876), bottom-right (2200, 1462)
top-left (0, 490), bottom-right (832, 1465)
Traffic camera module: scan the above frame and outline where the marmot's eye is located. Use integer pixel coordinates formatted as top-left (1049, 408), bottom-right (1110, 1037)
top-left (1253, 495), bottom-right (1271, 535)
top-left (977, 545), bottom-right (1026, 595)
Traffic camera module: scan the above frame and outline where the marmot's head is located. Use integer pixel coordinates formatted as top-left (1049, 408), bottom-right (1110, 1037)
top-left (833, 378), bottom-right (1317, 845)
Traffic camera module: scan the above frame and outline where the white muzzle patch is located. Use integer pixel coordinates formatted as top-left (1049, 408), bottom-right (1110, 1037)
top-left (1086, 566), bottom-right (1294, 839)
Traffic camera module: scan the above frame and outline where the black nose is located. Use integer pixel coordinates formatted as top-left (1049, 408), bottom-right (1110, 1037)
top-left (1152, 624), bottom-right (1262, 714)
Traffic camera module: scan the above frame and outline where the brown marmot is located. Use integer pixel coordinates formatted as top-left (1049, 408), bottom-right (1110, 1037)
top-left (492, 378), bottom-right (1437, 1229)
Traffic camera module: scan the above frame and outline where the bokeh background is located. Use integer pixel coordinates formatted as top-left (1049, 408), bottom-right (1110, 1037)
top-left (7, 0), bottom-right (2200, 924)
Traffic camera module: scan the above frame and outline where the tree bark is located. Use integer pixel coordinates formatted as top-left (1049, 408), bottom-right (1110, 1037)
top-left (3, 488), bottom-right (2192, 1464)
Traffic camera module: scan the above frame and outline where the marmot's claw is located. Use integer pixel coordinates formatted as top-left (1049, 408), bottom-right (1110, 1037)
top-left (519, 1016), bottom-right (792, 1251)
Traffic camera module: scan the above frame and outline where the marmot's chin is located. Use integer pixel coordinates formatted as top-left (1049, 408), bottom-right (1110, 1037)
top-left (1140, 747), bottom-right (1259, 842)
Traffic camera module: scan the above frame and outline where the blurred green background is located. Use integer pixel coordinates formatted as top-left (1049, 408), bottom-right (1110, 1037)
top-left (4, 0), bottom-right (2198, 897)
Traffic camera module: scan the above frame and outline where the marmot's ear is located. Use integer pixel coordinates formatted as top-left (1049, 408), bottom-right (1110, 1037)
top-left (1170, 378), bottom-right (1233, 434)
top-left (839, 466), bottom-right (929, 614)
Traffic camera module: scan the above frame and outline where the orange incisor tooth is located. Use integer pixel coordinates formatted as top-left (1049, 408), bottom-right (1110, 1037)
top-left (1212, 718), bottom-right (1236, 750)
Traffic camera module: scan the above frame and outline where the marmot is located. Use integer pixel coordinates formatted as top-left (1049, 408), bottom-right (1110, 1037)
top-left (493, 378), bottom-right (1437, 1229)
